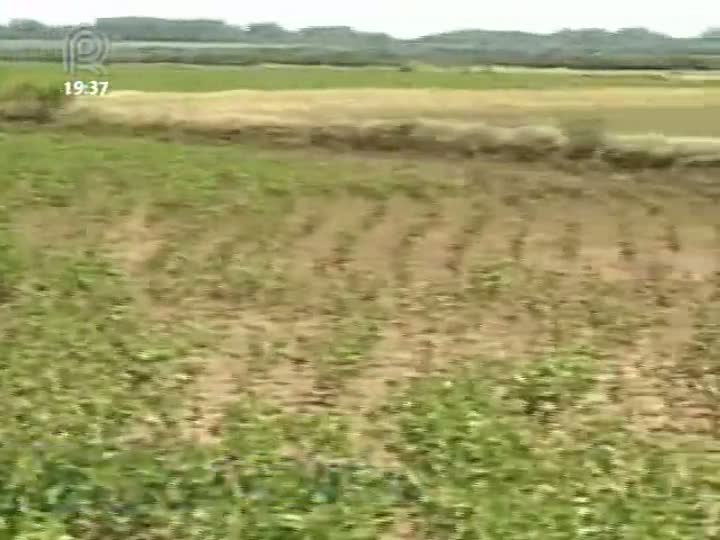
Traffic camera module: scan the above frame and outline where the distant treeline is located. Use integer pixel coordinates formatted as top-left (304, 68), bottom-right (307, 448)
top-left (2, 18), bottom-right (720, 70)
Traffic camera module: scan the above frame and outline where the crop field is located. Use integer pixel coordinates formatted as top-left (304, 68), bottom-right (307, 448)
top-left (1, 60), bottom-right (720, 538)
top-left (1, 129), bottom-right (720, 538)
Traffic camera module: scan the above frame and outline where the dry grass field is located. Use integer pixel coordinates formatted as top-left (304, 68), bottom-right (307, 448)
top-left (72, 87), bottom-right (720, 135)
top-left (1, 129), bottom-right (720, 537)
top-left (44, 87), bottom-right (719, 170)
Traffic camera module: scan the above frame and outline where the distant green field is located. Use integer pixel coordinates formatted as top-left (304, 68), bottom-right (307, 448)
top-left (3, 61), bottom-right (720, 93)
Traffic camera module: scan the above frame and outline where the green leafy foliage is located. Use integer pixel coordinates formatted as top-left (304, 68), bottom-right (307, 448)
top-left (1, 130), bottom-right (719, 539)
top-left (389, 367), bottom-right (717, 539)
top-left (0, 80), bottom-right (68, 121)
top-left (509, 346), bottom-right (599, 419)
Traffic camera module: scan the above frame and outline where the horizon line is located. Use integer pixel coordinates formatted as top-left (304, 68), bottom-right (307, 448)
top-left (0, 17), bottom-right (716, 40)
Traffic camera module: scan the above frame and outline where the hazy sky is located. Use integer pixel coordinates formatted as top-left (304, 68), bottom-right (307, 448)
top-left (1, 0), bottom-right (717, 38)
